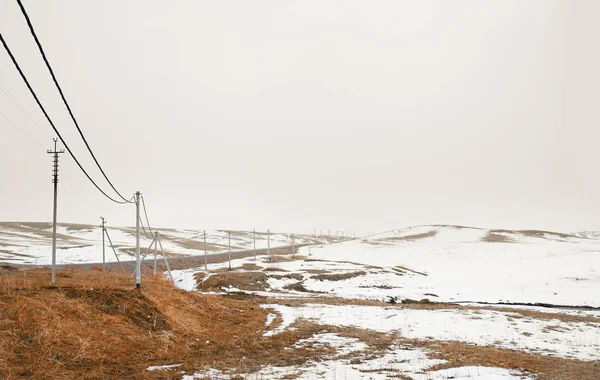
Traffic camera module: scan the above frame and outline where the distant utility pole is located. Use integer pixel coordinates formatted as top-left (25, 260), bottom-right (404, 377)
top-left (267, 229), bottom-right (271, 262)
top-left (203, 230), bottom-right (207, 271)
top-left (135, 191), bottom-right (141, 288)
top-left (228, 231), bottom-right (232, 270)
top-left (47, 138), bottom-right (64, 285)
top-left (253, 228), bottom-right (256, 260)
top-left (291, 233), bottom-right (295, 258)
top-left (100, 216), bottom-right (106, 271)
top-left (152, 231), bottom-right (159, 275)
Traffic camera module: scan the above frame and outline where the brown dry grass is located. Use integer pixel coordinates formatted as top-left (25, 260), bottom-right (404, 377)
top-left (199, 271), bottom-right (270, 291)
top-left (270, 273), bottom-right (304, 281)
top-left (382, 230), bottom-right (437, 242)
top-left (482, 232), bottom-right (515, 243)
top-left (421, 340), bottom-right (600, 380)
top-left (1, 268), bottom-right (375, 379)
top-left (2, 267), bottom-right (597, 379)
top-left (0, 267), bottom-right (274, 379)
top-left (393, 265), bottom-right (428, 276)
top-left (491, 229), bottom-right (578, 240)
top-left (311, 271), bottom-right (366, 281)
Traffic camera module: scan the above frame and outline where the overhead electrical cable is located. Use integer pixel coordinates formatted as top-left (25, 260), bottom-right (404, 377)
top-left (138, 216), bottom-right (152, 239)
top-left (141, 195), bottom-right (153, 234)
top-left (15, 0), bottom-right (131, 203)
top-left (0, 108), bottom-right (45, 147)
top-left (0, 32), bottom-right (129, 204)
top-left (0, 81), bottom-right (50, 138)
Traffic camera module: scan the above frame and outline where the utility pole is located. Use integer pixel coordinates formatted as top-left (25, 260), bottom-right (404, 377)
top-left (267, 229), bottom-right (271, 262)
top-left (135, 191), bottom-right (141, 288)
top-left (228, 231), bottom-right (231, 270)
top-left (203, 230), bottom-right (207, 271)
top-left (47, 138), bottom-right (64, 285)
top-left (153, 231), bottom-right (159, 275)
top-left (100, 216), bottom-right (106, 271)
top-left (253, 228), bottom-right (256, 260)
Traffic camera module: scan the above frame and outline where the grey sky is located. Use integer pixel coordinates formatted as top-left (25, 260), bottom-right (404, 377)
top-left (1, 0), bottom-right (599, 234)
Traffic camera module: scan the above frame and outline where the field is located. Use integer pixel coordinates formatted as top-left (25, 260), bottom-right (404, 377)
top-left (1, 224), bottom-right (599, 379)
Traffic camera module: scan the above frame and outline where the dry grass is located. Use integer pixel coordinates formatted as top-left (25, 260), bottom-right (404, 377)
top-left (271, 273), bottom-right (304, 281)
top-left (482, 232), bottom-right (515, 243)
top-left (421, 340), bottom-right (600, 380)
top-left (0, 267), bottom-right (272, 379)
top-left (199, 271), bottom-right (270, 291)
top-left (393, 265), bottom-right (428, 276)
top-left (283, 281), bottom-right (323, 293)
top-left (382, 230), bottom-right (437, 242)
top-left (2, 268), bottom-right (597, 379)
top-left (491, 229), bottom-right (578, 240)
top-left (311, 271), bottom-right (366, 281)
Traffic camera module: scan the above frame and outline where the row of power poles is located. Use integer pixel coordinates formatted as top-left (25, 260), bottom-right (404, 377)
top-left (48, 139), bottom-right (304, 286)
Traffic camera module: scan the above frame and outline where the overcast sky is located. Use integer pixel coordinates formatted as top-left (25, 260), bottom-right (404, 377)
top-left (1, 0), bottom-right (599, 234)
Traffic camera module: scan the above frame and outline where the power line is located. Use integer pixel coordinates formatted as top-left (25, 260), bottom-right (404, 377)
top-left (141, 195), bottom-right (153, 234)
top-left (0, 80), bottom-right (50, 138)
top-left (15, 0), bottom-right (131, 203)
top-left (138, 216), bottom-right (152, 239)
top-left (0, 108), bottom-right (45, 147)
top-left (0, 31), bottom-right (129, 204)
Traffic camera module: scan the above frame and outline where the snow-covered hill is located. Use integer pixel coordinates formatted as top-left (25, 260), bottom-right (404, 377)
top-left (298, 225), bottom-right (600, 307)
top-left (0, 222), bottom-right (342, 265)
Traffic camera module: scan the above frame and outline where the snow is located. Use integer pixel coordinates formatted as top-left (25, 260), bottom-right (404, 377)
top-left (0, 223), bottom-right (332, 265)
top-left (299, 225), bottom-right (600, 306)
top-left (184, 333), bottom-right (531, 379)
top-left (262, 304), bottom-right (600, 362)
top-left (147, 363), bottom-right (182, 371)
top-left (171, 268), bottom-right (198, 291)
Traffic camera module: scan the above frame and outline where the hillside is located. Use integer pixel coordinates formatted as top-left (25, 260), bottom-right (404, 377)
top-left (0, 222), bottom-right (344, 266)
top-left (2, 224), bottom-right (600, 379)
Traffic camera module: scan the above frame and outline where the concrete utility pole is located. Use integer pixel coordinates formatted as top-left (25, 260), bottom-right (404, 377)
top-left (153, 231), bottom-right (159, 275)
top-left (135, 191), bottom-right (141, 288)
top-left (203, 230), bottom-right (207, 271)
top-left (47, 138), bottom-right (64, 285)
top-left (267, 229), bottom-right (271, 262)
top-left (100, 216), bottom-right (106, 271)
top-left (253, 228), bottom-right (256, 260)
top-left (228, 231), bottom-right (232, 270)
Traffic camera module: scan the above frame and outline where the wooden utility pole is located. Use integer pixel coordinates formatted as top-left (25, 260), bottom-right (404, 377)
top-left (47, 138), bottom-right (64, 285)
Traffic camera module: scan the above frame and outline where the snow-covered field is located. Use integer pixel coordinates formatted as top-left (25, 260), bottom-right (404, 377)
top-left (170, 225), bottom-right (600, 307)
top-left (0, 222), bottom-right (334, 265)
top-left (4, 222), bottom-right (600, 378)
top-left (165, 225), bottom-right (600, 379)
